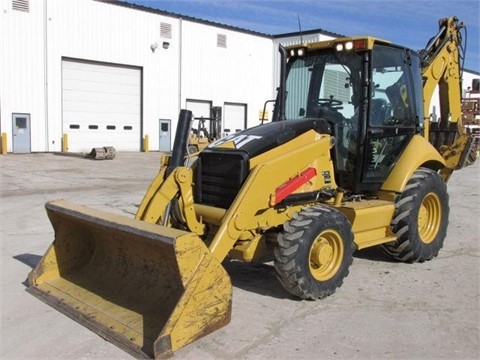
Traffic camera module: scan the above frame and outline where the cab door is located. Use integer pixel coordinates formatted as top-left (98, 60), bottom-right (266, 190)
top-left (359, 46), bottom-right (417, 191)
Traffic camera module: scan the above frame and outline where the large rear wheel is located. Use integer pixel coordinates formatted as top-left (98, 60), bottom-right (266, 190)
top-left (274, 206), bottom-right (355, 299)
top-left (381, 167), bottom-right (449, 262)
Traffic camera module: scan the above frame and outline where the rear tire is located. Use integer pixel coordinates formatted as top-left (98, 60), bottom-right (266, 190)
top-left (274, 206), bottom-right (355, 300)
top-left (381, 167), bottom-right (449, 262)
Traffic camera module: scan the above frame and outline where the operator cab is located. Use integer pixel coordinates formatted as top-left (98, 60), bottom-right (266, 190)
top-left (276, 38), bottom-right (423, 193)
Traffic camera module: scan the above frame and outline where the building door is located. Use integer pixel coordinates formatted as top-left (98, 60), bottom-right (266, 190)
top-left (186, 99), bottom-right (212, 136)
top-left (12, 113), bottom-right (31, 153)
top-left (223, 103), bottom-right (246, 136)
top-left (159, 119), bottom-right (171, 152)
top-left (62, 59), bottom-right (142, 152)
top-left (185, 99), bottom-right (212, 119)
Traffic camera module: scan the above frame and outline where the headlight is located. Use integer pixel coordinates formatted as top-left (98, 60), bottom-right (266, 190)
top-left (336, 42), bottom-right (354, 52)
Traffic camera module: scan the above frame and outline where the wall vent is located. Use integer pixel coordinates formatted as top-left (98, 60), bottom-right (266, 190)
top-left (12, 0), bottom-right (29, 12)
top-left (217, 33), bottom-right (227, 48)
top-left (160, 22), bottom-right (172, 39)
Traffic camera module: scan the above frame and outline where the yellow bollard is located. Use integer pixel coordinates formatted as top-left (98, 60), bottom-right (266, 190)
top-left (1, 132), bottom-right (7, 154)
top-left (62, 133), bottom-right (68, 152)
top-left (144, 134), bottom-right (149, 153)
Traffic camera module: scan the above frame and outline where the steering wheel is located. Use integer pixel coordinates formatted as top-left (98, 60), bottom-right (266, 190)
top-left (317, 97), bottom-right (343, 109)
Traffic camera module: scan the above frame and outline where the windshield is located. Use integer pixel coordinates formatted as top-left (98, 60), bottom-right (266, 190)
top-left (284, 50), bottom-right (363, 121)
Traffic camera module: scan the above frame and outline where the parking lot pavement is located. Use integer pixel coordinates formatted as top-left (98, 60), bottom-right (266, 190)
top-left (1, 152), bottom-right (479, 360)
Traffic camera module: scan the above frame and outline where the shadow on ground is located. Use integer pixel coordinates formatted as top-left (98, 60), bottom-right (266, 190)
top-left (13, 253), bottom-right (42, 287)
top-left (223, 259), bottom-right (295, 300)
top-left (353, 245), bottom-right (397, 263)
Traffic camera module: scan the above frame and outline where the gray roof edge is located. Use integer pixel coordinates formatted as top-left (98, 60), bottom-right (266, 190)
top-left (97, 0), bottom-right (273, 38)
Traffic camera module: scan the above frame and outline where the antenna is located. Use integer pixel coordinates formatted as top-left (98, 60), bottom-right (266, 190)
top-left (297, 14), bottom-right (304, 43)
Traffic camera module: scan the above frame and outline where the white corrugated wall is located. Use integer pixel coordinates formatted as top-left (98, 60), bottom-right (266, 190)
top-left (2, 1), bottom-right (476, 152)
top-left (1, 0), bottom-right (47, 151)
top-left (44, 0), bottom-right (181, 152)
top-left (181, 20), bottom-right (273, 129)
top-left (1, 0), bottom-right (182, 152)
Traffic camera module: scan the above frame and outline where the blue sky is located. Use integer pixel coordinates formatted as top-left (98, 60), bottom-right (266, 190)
top-left (127, 0), bottom-right (479, 72)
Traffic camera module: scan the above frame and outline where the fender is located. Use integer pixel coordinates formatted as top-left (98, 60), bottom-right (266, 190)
top-left (381, 135), bottom-right (445, 193)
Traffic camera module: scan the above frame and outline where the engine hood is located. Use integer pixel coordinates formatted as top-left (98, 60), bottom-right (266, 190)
top-left (207, 118), bottom-right (331, 158)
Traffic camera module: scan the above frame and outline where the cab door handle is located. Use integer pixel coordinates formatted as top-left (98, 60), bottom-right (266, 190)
top-left (368, 128), bottom-right (384, 136)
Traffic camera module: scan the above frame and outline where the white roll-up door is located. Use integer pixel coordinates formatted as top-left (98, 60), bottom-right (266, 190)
top-left (223, 103), bottom-right (246, 136)
top-left (186, 99), bottom-right (212, 136)
top-left (62, 59), bottom-right (141, 152)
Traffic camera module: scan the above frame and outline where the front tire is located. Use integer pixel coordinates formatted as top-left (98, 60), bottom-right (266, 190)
top-left (381, 167), bottom-right (449, 262)
top-left (274, 206), bottom-right (355, 300)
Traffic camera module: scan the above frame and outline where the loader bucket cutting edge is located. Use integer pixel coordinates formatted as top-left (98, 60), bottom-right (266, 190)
top-left (27, 199), bottom-right (232, 359)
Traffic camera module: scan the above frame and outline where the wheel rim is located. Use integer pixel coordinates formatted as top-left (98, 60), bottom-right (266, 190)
top-left (417, 192), bottom-right (441, 244)
top-left (309, 230), bottom-right (344, 281)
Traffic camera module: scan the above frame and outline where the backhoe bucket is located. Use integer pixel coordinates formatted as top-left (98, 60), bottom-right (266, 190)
top-left (27, 200), bottom-right (232, 359)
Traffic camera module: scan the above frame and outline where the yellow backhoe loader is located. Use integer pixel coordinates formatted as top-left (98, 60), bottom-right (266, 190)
top-left (28, 17), bottom-right (475, 358)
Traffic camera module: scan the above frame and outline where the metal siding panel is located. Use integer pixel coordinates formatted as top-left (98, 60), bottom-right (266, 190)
top-left (181, 21), bottom-right (273, 131)
top-left (1, 0), bottom-right (46, 152)
top-left (44, 1), bottom-right (181, 152)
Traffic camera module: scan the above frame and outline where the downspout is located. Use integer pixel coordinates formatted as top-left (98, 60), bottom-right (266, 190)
top-left (178, 18), bottom-right (183, 113)
top-left (43, 0), bottom-right (49, 151)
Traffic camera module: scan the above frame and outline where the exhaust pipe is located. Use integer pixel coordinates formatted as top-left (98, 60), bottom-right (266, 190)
top-left (166, 109), bottom-right (193, 177)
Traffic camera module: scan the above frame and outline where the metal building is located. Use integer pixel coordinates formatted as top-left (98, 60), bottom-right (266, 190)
top-left (1, 0), bottom-right (278, 153)
top-left (1, 0), bottom-right (477, 153)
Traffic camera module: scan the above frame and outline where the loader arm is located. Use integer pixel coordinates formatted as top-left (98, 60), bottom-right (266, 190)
top-left (136, 165), bottom-right (205, 235)
top-left (208, 133), bottom-right (335, 263)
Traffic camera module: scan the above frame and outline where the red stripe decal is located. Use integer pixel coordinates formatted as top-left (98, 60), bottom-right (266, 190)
top-left (274, 167), bottom-right (317, 205)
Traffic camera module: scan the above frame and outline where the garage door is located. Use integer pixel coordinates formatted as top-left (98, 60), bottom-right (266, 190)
top-left (62, 59), bottom-right (141, 152)
top-left (186, 99), bottom-right (211, 119)
top-left (223, 103), bottom-right (246, 136)
top-left (186, 99), bottom-right (212, 137)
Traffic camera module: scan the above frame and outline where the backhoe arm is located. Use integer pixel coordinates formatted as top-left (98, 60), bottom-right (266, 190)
top-left (421, 16), bottom-right (464, 128)
top-left (420, 17), bottom-right (475, 178)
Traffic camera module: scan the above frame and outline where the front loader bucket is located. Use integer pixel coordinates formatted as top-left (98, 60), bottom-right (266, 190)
top-left (27, 200), bottom-right (232, 359)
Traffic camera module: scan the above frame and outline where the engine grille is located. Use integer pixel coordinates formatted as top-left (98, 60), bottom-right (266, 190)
top-left (195, 150), bottom-right (249, 209)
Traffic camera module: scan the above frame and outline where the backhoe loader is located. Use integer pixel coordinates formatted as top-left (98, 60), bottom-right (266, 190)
top-left (28, 17), bottom-right (475, 358)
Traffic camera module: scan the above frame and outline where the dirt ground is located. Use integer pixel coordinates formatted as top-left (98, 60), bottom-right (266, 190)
top-left (1, 152), bottom-right (479, 360)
